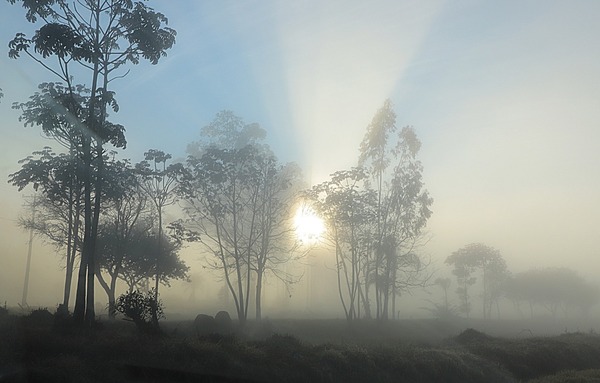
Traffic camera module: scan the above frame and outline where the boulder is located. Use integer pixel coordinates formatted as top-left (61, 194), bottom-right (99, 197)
top-left (214, 311), bottom-right (232, 334)
top-left (194, 314), bottom-right (216, 337)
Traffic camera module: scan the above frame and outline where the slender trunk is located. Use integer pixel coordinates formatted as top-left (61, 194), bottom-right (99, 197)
top-left (391, 285), bottom-right (396, 320)
top-left (464, 283), bottom-right (470, 318)
top-left (63, 258), bottom-right (74, 309)
top-left (234, 255), bottom-right (245, 323)
top-left (85, 141), bottom-right (103, 325)
top-left (244, 247), bottom-right (251, 321)
top-left (334, 232), bottom-right (350, 321)
top-left (362, 254), bottom-right (372, 319)
top-left (73, 138), bottom-right (92, 323)
top-left (255, 268), bottom-right (263, 320)
top-left (381, 254), bottom-right (391, 320)
top-left (358, 282), bottom-right (369, 319)
top-left (375, 169), bottom-right (383, 320)
top-left (95, 268), bottom-right (111, 315)
top-left (64, 183), bottom-right (74, 308)
top-left (73, 234), bottom-right (88, 322)
top-left (214, 208), bottom-right (244, 327)
top-left (232, 183), bottom-right (246, 325)
top-left (482, 265), bottom-right (487, 320)
top-left (443, 287), bottom-right (449, 311)
top-left (63, 198), bottom-right (80, 309)
top-left (21, 198), bottom-right (35, 307)
top-left (152, 206), bottom-right (162, 326)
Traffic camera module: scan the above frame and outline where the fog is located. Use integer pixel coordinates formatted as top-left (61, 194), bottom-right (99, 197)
top-left (1, 1), bottom-right (599, 326)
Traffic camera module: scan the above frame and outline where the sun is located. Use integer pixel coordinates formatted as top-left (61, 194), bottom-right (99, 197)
top-left (294, 203), bottom-right (325, 244)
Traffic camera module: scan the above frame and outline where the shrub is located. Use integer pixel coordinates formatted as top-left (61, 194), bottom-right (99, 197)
top-left (116, 289), bottom-right (164, 334)
top-left (25, 307), bottom-right (54, 327)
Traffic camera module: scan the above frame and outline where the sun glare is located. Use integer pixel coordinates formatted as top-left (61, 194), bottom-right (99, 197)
top-left (294, 203), bottom-right (325, 244)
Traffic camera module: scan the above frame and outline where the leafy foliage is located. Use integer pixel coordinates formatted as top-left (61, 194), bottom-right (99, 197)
top-left (115, 289), bottom-right (164, 333)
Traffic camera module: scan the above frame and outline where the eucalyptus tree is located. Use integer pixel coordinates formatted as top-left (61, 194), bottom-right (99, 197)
top-left (178, 111), bottom-right (303, 324)
top-left (135, 149), bottom-right (183, 324)
top-left (7, 0), bottom-right (176, 326)
top-left (358, 99), bottom-right (433, 320)
top-left (445, 243), bottom-right (509, 319)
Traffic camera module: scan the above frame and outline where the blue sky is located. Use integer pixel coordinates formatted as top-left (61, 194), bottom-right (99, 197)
top-left (1, 1), bottom-right (600, 305)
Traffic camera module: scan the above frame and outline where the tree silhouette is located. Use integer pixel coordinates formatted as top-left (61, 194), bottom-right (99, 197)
top-left (505, 268), bottom-right (598, 318)
top-left (7, 0), bottom-right (176, 327)
top-left (135, 150), bottom-right (183, 326)
top-left (445, 243), bottom-right (509, 319)
top-left (177, 111), bottom-right (303, 324)
top-left (306, 167), bottom-right (375, 321)
top-left (358, 99), bottom-right (433, 320)
top-left (10, 147), bottom-right (84, 310)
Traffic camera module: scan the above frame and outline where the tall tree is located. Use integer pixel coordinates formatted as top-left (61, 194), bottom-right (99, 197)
top-left (178, 111), bottom-right (303, 324)
top-left (306, 167), bottom-right (376, 321)
top-left (135, 150), bottom-right (182, 325)
top-left (8, 0), bottom-right (176, 327)
top-left (445, 243), bottom-right (509, 319)
top-left (358, 99), bottom-right (433, 320)
top-left (251, 159), bottom-right (303, 320)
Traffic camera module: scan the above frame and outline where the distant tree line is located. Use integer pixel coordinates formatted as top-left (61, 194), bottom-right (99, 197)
top-left (440, 243), bottom-right (598, 320)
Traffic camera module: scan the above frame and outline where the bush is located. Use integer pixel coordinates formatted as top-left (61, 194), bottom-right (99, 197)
top-left (25, 307), bottom-right (54, 327)
top-left (115, 289), bottom-right (164, 334)
top-left (0, 304), bottom-right (8, 318)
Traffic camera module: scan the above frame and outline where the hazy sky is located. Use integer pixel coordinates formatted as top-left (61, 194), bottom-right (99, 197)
top-left (1, 1), bottom-right (599, 307)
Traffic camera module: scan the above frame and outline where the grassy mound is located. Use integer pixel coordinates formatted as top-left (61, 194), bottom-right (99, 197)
top-left (527, 369), bottom-right (600, 383)
top-left (451, 330), bottom-right (600, 381)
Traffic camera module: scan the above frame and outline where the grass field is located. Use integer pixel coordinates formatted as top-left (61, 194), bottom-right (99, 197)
top-left (2, 311), bottom-right (600, 382)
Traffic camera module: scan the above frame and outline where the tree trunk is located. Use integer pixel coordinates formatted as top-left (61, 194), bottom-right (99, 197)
top-left (152, 207), bottom-right (162, 327)
top-left (255, 268), bottom-right (263, 320)
top-left (73, 138), bottom-right (92, 324)
top-left (63, 203), bottom-right (80, 310)
top-left (362, 258), bottom-right (372, 319)
top-left (85, 141), bottom-right (104, 326)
